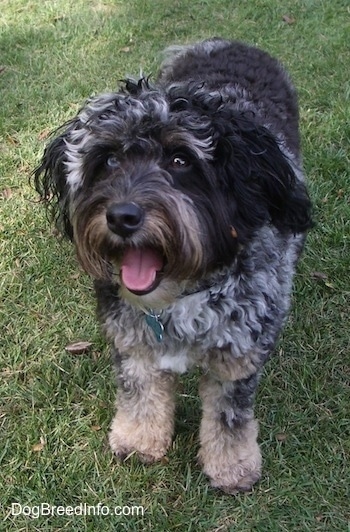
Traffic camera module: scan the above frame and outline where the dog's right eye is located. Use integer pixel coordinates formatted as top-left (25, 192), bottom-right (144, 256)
top-left (106, 155), bottom-right (120, 168)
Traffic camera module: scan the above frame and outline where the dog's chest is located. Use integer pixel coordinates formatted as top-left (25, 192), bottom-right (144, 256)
top-left (107, 277), bottom-right (284, 374)
top-left (102, 235), bottom-right (301, 374)
top-left (155, 290), bottom-right (267, 373)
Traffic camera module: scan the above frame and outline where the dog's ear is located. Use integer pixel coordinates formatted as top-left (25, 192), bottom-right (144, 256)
top-left (214, 114), bottom-right (313, 235)
top-left (123, 77), bottom-right (152, 96)
top-left (33, 121), bottom-right (78, 239)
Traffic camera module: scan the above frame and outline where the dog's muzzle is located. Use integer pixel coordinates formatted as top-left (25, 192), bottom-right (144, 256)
top-left (106, 201), bottom-right (164, 295)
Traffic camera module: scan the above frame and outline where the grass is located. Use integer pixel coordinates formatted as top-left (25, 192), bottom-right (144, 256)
top-left (1, 0), bottom-right (349, 530)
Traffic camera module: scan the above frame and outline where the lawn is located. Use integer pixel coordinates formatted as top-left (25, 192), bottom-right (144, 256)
top-left (1, 0), bottom-right (349, 530)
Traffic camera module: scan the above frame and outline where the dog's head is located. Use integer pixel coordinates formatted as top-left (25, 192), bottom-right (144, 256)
top-left (34, 79), bottom-right (312, 307)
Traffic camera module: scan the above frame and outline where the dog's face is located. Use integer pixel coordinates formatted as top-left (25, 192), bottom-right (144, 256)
top-left (34, 80), bottom-right (312, 307)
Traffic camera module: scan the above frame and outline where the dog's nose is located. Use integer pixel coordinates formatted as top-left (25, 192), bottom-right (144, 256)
top-left (106, 202), bottom-right (144, 237)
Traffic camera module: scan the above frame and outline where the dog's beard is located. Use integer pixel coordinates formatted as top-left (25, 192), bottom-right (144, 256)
top-left (71, 185), bottom-right (206, 307)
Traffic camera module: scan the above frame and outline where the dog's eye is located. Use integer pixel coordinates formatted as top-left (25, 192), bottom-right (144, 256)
top-left (106, 155), bottom-right (120, 168)
top-left (170, 155), bottom-right (190, 170)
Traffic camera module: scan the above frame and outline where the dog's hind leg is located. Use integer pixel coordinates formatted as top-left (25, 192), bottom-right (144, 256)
top-left (109, 349), bottom-right (177, 464)
top-left (198, 371), bottom-right (262, 494)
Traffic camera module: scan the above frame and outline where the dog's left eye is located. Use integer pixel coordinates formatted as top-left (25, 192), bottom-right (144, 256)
top-left (106, 155), bottom-right (120, 168)
top-left (170, 155), bottom-right (190, 169)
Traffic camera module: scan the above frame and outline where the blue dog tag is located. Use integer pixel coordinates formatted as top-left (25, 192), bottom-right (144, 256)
top-left (145, 312), bottom-right (164, 342)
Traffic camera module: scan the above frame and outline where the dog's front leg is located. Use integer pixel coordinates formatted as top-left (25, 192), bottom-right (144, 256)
top-left (198, 371), bottom-right (262, 494)
top-left (109, 349), bottom-right (177, 464)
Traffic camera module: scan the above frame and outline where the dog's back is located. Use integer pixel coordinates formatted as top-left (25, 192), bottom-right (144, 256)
top-left (158, 38), bottom-right (300, 155)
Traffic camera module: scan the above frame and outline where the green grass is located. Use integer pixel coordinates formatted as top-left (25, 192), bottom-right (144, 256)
top-left (1, 0), bottom-right (349, 530)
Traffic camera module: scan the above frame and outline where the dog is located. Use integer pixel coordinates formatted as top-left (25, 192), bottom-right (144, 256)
top-left (34, 38), bottom-right (312, 494)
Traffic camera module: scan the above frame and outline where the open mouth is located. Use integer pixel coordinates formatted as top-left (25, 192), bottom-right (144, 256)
top-left (120, 247), bottom-right (165, 295)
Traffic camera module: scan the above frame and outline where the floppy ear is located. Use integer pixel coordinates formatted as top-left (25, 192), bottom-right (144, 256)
top-left (214, 114), bottom-right (313, 235)
top-left (33, 121), bottom-right (78, 239)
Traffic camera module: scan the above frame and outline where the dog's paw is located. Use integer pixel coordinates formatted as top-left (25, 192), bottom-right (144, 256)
top-left (109, 435), bottom-right (168, 464)
top-left (203, 454), bottom-right (262, 495)
top-left (198, 422), bottom-right (262, 495)
top-left (108, 414), bottom-right (172, 464)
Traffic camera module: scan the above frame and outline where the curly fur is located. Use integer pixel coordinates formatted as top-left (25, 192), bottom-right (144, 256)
top-left (34, 38), bottom-right (312, 494)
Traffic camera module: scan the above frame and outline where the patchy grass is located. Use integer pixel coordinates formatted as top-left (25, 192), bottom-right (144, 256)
top-left (1, 0), bottom-right (349, 530)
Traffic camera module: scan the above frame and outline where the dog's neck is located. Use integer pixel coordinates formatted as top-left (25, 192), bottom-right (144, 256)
top-left (140, 264), bottom-right (238, 343)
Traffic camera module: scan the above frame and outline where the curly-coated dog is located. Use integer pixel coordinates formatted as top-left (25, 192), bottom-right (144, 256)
top-left (34, 38), bottom-right (312, 494)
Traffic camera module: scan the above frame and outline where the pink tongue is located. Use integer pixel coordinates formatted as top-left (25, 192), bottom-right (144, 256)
top-left (121, 248), bottom-right (163, 292)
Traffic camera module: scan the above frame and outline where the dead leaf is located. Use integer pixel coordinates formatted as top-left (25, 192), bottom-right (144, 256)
top-left (6, 134), bottom-right (19, 146)
top-left (310, 272), bottom-right (335, 288)
top-left (65, 341), bottom-right (93, 355)
top-left (53, 15), bottom-right (65, 23)
top-left (1, 187), bottom-right (12, 199)
top-left (282, 15), bottom-right (296, 24)
top-left (32, 443), bottom-right (44, 452)
top-left (310, 271), bottom-right (328, 281)
top-left (19, 163), bottom-right (30, 174)
top-left (38, 128), bottom-right (51, 141)
top-left (32, 438), bottom-right (45, 452)
top-left (92, 350), bottom-right (102, 362)
top-left (120, 47), bottom-right (131, 53)
top-left (91, 425), bottom-right (102, 432)
top-left (275, 432), bottom-right (288, 442)
top-left (0, 67), bottom-right (6, 74)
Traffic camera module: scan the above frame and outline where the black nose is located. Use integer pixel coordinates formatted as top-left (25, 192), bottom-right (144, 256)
top-left (106, 202), bottom-right (144, 237)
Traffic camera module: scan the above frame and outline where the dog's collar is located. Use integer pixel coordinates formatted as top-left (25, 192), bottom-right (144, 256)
top-left (142, 281), bottom-right (209, 343)
top-left (142, 265), bottom-right (237, 343)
